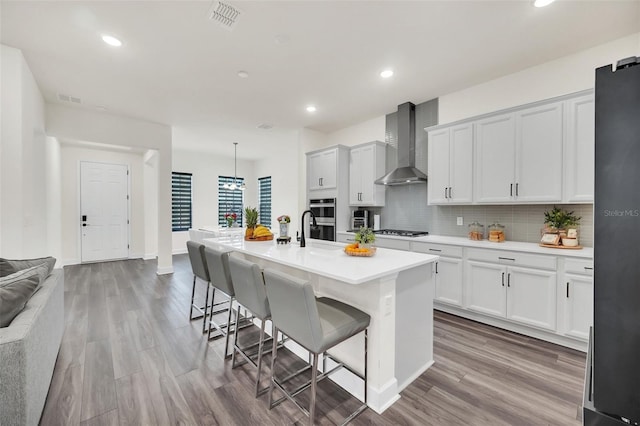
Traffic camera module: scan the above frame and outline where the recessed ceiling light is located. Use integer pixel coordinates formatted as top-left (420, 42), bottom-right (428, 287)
top-left (237, 70), bottom-right (249, 78)
top-left (101, 34), bottom-right (122, 47)
top-left (533, 0), bottom-right (555, 7)
top-left (380, 69), bottom-right (394, 78)
top-left (306, 105), bottom-right (317, 113)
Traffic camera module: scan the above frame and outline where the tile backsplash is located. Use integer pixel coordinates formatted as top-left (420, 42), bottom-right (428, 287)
top-left (380, 184), bottom-right (593, 247)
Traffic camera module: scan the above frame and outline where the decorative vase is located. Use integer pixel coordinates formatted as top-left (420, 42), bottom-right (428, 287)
top-left (279, 222), bottom-right (289, 238)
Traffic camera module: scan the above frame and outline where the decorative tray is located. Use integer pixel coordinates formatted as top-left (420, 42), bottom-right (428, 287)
top-left (539, 243), bottom-right (583, 250)
top-left (245, 235), bottom-right (274, 241)
top-left (344, 247), bottom-right (376, 257)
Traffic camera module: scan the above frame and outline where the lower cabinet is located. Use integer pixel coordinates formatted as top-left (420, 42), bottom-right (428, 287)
top-left (434, 257), bottom-right (464, 307)
top-left (465, 261), bottom-right (557, 331)
top-left (561, 259), bottom-right (594, 341)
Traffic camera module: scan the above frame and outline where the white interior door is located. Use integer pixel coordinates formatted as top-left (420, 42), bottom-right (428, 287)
top-left (80, 161), bottom-right (129, 263)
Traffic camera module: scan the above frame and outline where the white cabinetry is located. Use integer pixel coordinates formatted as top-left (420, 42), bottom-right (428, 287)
top-left (349, 142), bottom-right (386, 206)
top-left (413, 243), bottom-right (463, 307)
top-left (564, 93), bottom-right (595, 203)
top-left (427, 123), bottom-right (473, 204)
top-left (475, 102), bottom-right (563, 203)
top-left (465, 249), bottom-right (557, 331)
top-left (561, 258), bottom-right (594, 341)
top-left (308, 148), bottom-right (337, 191)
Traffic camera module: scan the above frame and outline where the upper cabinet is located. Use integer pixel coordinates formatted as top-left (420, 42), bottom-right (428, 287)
top-left (427, 123), bottom-right (473, 204)
top-left (349, 141), bottom-right (386, 207)
top-left (427, 89), bottom-right (594, 205)
top-left (564, 93), bottom-right (595, 203)
top-left (308, 148), bottom-right (338, 191)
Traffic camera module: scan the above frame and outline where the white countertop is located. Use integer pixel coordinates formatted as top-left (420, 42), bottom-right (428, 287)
top-left (203, 236), bottom-right (438, 285)
top-left (338, 231), bottom-right (594, 259)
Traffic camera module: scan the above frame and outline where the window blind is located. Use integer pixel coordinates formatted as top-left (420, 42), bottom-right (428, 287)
top-left (258, 176), bottom-right (272, 227)
top-left (172, 172), bottom-right (192, 231)
top-left (218, 176), bottom-right (244, 226)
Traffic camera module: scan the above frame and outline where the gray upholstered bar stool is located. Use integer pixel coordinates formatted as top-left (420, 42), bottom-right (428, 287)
top-left (186, 241), bottom-right (211, 333)
top-left (263, 268), bottom-right (370, 426)
top-left (203, 246), bottom-right (237, 358)
top-left (228, 255), bottom-right (274, 396)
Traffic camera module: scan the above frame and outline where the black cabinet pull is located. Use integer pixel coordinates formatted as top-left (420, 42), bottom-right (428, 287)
top-left (444, 187), bottom-right (448, 198)
top-left (584, 266), bottom-right (593, 270)
top-left (501, 272), bottom-right (505, 286)
top-left (566, 282), bottom-right (570, 298)
top-left (498, 257), bottom-right (515, 261)
top-left (510, 183), bottom-right (513, 196)
top-left (507, 273), bottom-right (511, 287)
top-left (429, 248), bottom-right (442, 252)
top-left (515, 183), bottom-right (519, 196)
top-left (448, 187), bottom-right (452, 198)
top-left (435, 262), bottom-right (439, 274)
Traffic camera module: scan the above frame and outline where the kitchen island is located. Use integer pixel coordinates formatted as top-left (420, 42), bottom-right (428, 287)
top-left (203, 236), bottom-right (438, 413)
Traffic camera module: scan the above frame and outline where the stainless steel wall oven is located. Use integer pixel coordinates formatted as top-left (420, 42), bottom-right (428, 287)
top-left (309, 198), bottom-right (336, 242)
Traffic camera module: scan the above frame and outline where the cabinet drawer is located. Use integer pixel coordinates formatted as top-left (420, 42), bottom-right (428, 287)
top-left (466, 248), bottom-right (556, 270)
top-left (412, 242), bottom-right (463, 258)
top-left (375, 238), bottom-right (411, 251)
top-left (564, 258), bottom-right (594, 276)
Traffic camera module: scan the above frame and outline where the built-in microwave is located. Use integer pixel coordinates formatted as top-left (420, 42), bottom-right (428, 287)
top-left (309, 198), bottom-right (336, 242)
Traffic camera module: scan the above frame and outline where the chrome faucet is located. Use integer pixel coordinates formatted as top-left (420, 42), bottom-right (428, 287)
top-left (300, 210), bottom-right (317, 248)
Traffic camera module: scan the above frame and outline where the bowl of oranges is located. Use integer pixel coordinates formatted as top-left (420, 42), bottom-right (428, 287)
top-left (344, 243), bottom-right (376, 257)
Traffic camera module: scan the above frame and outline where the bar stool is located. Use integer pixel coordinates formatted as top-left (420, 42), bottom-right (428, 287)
top-left (186, 241), bottom-right (211, 333)
top-left (263, 268), bottom-right (370, 426)
top-left (228, 256), bottom-right (275, 396)
top-left (203, 246), bottom-right (238, 358)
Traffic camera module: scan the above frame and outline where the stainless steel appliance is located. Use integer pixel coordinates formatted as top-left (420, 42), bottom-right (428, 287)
top-left (374, 229), bottom-right (429, 237)
top-left (584, 56), bottom-right (640, 425)
top-left (309, 198), bottom-right (336, 242)
top-left (351, 209), bottom-right (371, 230)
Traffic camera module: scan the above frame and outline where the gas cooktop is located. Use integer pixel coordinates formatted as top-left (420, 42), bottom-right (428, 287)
top-left (374, 229), bottom-right (429, 237)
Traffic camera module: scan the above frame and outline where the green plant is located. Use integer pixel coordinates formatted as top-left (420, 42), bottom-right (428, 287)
top-left (543, 206), bottom-right (581, 229)
top-left (244, 206), bottom-right (258, 228)
top-left (355, 226), bottom-right (376, 245)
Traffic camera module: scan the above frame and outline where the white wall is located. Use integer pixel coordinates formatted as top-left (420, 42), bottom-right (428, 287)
top-left (143, 150), bottom-right (159, 259)
top-left (325, 116), bottom-right (386, 147)
top-left (59, 145), bottom-right (146, 264)
top-left (171, 149), bottom-right (258, 253)
top-left (0, 44), bottom-right (52, 259)
top-left (45, 137), bottom-right (62, 263)
top-left (439, 32), bottom-right (640, 125)
top-left (46, 104), bottom-right (173, 273)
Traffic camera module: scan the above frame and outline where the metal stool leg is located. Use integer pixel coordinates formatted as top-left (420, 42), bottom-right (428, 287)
top-left (268, 324), bottom-right (278, 409)
top-left (255, 319), bottom-right (266, 397)
top-left (309, 353), bottom-right (319, 426)
top-left (189, 275), bottom-right (197, 320)
top-left (202, 281), bottom-right (210, 333)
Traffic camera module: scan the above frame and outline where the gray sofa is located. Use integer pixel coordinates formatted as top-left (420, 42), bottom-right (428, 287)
top-left (0, 269), bottom-right (64, 426)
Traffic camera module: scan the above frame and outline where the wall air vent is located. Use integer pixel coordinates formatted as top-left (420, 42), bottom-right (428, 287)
top-left (208, 1), bottom-right (242, 30)
top-left (57, 93), bottom-right (82, 104)
top-left (257, 123), bottom-right (273, 130)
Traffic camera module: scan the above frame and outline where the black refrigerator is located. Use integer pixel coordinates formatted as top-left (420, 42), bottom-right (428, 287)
top-left (584, 56), bottom-right (640, 425)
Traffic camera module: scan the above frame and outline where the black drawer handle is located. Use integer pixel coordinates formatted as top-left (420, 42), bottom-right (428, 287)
top-left (584, 267), bottom-right (593, 270)
top-left (429, 248), bottom-right (442, 252)
top-left (498, 257), bottom-right (515, 261)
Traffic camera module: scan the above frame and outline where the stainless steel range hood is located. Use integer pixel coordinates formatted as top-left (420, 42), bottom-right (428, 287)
top-left (374, 102), bottom-right (427, 185)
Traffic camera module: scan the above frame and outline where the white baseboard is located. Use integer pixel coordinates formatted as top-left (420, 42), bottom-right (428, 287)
top-left (367, 378), bottom-right (400, 414)
top-left (62, 258), bottom-right (80, 267)
top-left (172, 248), bottom-right (187, 255)
top-left (129, 252), bottom-right (143, 259)
top-left (397, 360), bottom-right (434, 393)
top-left (156, 266), bottom-right (174, 275)
top-left (143, 253), bottom-right (156, 260)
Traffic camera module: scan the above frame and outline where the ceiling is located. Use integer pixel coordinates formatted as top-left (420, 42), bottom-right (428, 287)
top-left (1, 1), bottom-right (639, 160)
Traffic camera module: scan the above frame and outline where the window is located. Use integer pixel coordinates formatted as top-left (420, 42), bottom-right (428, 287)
top-left (218, 176), bottom-right (244, 226)
top-left (172, 172), bottom-right (192, 231)
top-left (258, 176), bottom-right (272, 227)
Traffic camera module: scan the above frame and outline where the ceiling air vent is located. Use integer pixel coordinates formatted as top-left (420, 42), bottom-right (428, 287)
top-left (208, 1), bottom-right (242, 30)
top-left (257, 123), bottom-right (273, 130)
top-left (57, 93), bottom-right (82, 104)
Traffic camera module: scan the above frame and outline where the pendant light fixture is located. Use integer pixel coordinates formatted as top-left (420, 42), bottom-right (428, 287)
top-left (223, 142), bottom-right (246, 191)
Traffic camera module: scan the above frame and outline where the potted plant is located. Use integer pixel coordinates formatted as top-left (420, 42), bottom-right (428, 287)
top-left (543, 206), bottom-right (581, 237)
top-left (224, 212), bottom-right (237, 228)
top-left (244, 206), bottom-right (258, 237)
top-left (355, 226), bottom-right (376, 248)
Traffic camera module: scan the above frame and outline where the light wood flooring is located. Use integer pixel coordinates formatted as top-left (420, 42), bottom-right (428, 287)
top-left (40, 256), bottom-right (586, 425)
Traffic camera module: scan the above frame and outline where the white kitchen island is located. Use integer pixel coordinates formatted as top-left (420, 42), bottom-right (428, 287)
top-left (203, 236), bottom-right (438, 413)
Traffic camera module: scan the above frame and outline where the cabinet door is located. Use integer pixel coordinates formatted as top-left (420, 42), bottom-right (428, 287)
top-left (358, 144), bottom-right (377, 205)
top-left (319, 149), bottom-right (337, 189)
top-left (475, 114), bottom-right (515, 203)
top-left (465, 261), bottom-right (506, 317)
top-left (515, 102), bottom-right (563, 202)
top-left (563, 273), bottom-right (593, 340)
top-left (427, 128), bottom-right (451, 204)
top-left (434, 257), bottom-right (463, 307)
top-left (349, 147), bottom-right (363, 205)
top-left (449, 123), bottom-right (473, 203)
top-left (506, 266), bottom-right (557, 331)
top-left (564, 94), bottom-right (595, 202)
top-left (308, 152), bottom-right (323, 191)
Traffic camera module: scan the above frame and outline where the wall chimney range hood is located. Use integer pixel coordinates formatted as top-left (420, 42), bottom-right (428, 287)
top-left (375, 102), bottom-right (427, 185)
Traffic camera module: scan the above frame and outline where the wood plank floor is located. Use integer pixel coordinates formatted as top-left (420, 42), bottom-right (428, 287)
top-left (40, 256), bottom-right (586, 425)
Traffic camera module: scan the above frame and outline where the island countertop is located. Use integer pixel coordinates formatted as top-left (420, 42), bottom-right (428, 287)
top-left (203, 236), bottom-right (438, 285)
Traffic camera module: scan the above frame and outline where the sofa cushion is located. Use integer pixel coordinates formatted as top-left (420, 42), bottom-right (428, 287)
top-left (0, 262), bottom-right (54, 328)
top-left (0, 256), bottom-right (56, 277)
